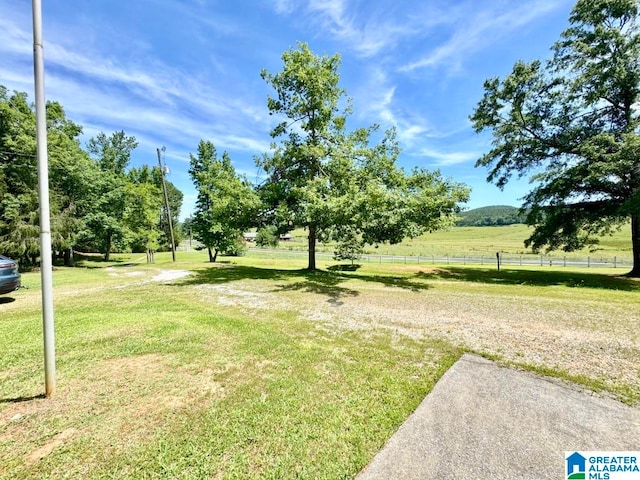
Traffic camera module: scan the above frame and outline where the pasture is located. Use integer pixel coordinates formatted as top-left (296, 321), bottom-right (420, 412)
top-left (271, 223), bottom-right (634, 260)
top-left (1, 248), bottom-right (638, 479)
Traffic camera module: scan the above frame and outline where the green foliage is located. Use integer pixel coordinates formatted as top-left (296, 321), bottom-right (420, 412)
top-left (0, 87), bottom-right (101, 265)
top-left (124, 168), bottom-right (163, 255)
top-left (456, 205), bottom-right (526, 226)
top-left (332, 226), bottom-right (364, 265)
top-left (161, 180), bottom-right (184, 249)
top-left (255, 226), bottom-right (280, 248)
top-left (259, 43), bottom-right (469, 270)
top-left (471, 0), bottom-right (640, 275)
top-left (189, 140), bottom-right (260, 262)
top-left (0, 86), bottom-right (184, 264)
top-left (222, 236), bottom-right (248, 257)
top-left (83, 131), bottom-right (139, 260)
top-left (140, 164), bottom-right (184, 252)
top-left (86, 130), bottom-right (137, 175)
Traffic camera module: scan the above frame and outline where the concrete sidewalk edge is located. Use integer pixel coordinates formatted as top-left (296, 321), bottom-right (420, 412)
top-left (356, 354), bottom-right (640, 479)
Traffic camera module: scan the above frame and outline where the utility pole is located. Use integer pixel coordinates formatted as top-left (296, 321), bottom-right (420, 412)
top-left (32, 0), bottom-right (56, 397)
top-left (157, 147), bottom-right (176, 262)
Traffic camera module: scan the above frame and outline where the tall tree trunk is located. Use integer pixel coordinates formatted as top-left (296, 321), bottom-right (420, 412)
top-left (629, 212), bottom-right (640, 277)
top-left (63, 248), bottom-right (74, 267)
top-left (308, 224), bottom-right (317, 270)
top-left (105, 232), bottom-right (112, 262)
top-left (213, 249), bottom-right (219, 262)
top-left (208, 247), bottom-right (214, 263)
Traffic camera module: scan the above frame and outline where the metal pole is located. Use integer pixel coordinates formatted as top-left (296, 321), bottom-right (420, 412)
top-left (32, 0), bottom-right (56, 397)
top-left (157, 148), bottom-right (176, 262)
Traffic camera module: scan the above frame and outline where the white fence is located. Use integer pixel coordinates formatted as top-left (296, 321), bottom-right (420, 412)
top-left (246, 248), bottom-right (633, 269)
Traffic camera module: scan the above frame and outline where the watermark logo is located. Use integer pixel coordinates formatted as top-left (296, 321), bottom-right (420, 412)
top-left (566, 452), bottom-right (640, 480)
top-left (567, 452), bottom-right (587, 479)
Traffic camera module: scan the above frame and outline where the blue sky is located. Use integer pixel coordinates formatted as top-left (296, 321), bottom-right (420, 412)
top-left (1, 0), bottom-right (575, 220)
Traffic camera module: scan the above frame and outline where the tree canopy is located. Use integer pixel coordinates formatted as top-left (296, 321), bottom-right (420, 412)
top-left (0, 86), bottom-right (183, 265)
top-left (259, 42), bottom-right (469, 269)
top-left (189, 140), bottom-right (259, 262)
top-left (471, 0), bottom-right (640, 276)
top-left (0, 87), bottom-right (98, 265)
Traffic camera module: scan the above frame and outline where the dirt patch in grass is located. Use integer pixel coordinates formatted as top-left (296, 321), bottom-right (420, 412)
top-left (194, 283), bottom-right (288, 311)
top-left (0, 353), bottom-right (226, 472)
top-left (187, 272), bottom-right (640, 403)
top-left (150, 270), bottom-right (191, 283)
top-left (25, 428), bottom-right (78, 465)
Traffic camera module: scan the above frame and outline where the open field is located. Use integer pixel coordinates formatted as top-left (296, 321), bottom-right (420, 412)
top-left (1, 252), bottom-right (639, 479)
top-left (267, 224), bottom-right (634, 259)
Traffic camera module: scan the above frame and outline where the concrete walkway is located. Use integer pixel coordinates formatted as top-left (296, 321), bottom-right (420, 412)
top-left (357, 354), bottom-right (640, 479)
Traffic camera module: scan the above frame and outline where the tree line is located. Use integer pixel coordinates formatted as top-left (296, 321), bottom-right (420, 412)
top-left (455, 206), bottom-right (526, 227)
top-left (5, 0), bottom-right (639, 276)
top-left (0, 87), bottom-right (183, 266)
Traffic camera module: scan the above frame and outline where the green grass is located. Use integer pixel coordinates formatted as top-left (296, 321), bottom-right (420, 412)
top-left (1, 252), bottom-right (639, 478)
top-left (0, 255), bottom-right (460, 480)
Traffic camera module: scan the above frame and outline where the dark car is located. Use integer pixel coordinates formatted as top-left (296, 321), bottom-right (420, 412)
top-left (0, 255), bottom-right (21, 295)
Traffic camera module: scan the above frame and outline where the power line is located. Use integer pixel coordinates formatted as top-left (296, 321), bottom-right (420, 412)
top-left (0, 150), bottom-right (38, 158)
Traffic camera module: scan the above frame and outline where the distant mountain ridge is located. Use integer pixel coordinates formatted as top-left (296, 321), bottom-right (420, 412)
top-left (456, 205), bottom-right (525, 226)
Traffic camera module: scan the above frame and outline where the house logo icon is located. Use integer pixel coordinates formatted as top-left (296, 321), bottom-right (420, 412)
top-left (566, 452), bottom-right (586, 479)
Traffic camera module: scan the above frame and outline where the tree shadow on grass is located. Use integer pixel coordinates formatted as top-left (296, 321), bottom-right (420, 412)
top-left (273, 270), bottom-right (359, 305)
top-left (327, 264), bottom-right (361, 272)
top-left (178, 263), bottom-right (432, 303)
top-left (72, 252), bottom-right (142, 269)
top-left (415, 266), bottom-right (640, 291)
top-left (0, 393), bottom-right (46, 404)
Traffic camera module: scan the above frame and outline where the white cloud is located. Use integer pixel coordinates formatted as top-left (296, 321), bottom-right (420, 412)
top-left (353, 67), bottom-right (437, 148)
top-left (400, 1), bottom-right (568, 73)
top-left (0, 17), bottom-right (31, 54)
top-left (273, 0), bottom-right (296, 15)
top-left (0, 14), bottom-right (271, 155)
top-left (1, 0), bottom-right (575, 215)
top-left (271, 0), bottom-right (425, 58)
top-left (46, 43), bottom-right (182, 105)
top-left (414, 147), bottom-right (478, 166)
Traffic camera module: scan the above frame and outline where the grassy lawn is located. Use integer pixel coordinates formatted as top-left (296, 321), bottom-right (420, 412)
top-left (0, 254), bottom-right (460, 480)
top-left (1, 251), bottom-right (639, 479)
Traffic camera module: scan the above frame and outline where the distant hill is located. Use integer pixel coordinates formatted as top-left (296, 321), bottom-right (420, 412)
top-left (456, 205), bottom-right (526, 227)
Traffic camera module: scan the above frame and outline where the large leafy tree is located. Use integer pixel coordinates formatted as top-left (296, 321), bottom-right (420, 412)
top-left (47, 102), bottom-right (101, 266)
top-left (0, 88), bottom-right (183, 264)
top-left (189, 140), bottom-right (259, 262)
top-left (150, 166), bottom-right (183, 251)
top-left (126, 165), bottom-right (163, 262)
top-left (471, 0), bottom-right (640, 276)
top-left (84, 131), bottom-right (138, 261)
top-left (259, 43), bottom-right (469, 270)
top-left (0, 88), bottom-right (39, 265)
top-left (0, 87), bottom-right (98, 266)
